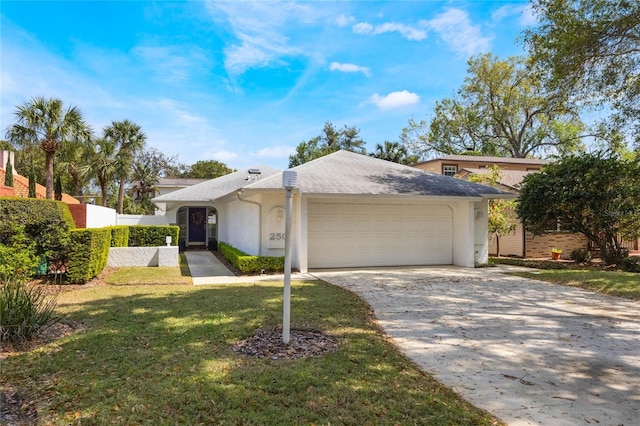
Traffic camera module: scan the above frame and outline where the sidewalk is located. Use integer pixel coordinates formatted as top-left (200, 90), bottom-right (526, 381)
top-left (184, 250), bottom-right (314, 285)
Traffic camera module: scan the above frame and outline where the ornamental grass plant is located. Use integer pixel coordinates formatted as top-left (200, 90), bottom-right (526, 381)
top-left (0, 279), bottom-right (60, 343)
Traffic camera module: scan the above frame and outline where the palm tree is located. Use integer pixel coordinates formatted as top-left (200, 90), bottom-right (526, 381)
top-left (58, 137), bottom-right (95, 198)
top-left (6, 97), bottom-right (91, 199)
top-left (104, 120), bottom-right (146, 214)
top-left (129, 160), bottom-right (160, 214)
top-left (82, 138), bottom-right (118, 207)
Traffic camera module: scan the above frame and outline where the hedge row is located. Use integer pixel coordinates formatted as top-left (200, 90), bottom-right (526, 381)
top-left (66, 228), bottom-right (110, 283)
top-left (218, 241), bottom-right (284, 273)
top-left (108, 226), bottom-right (129, 247)
top-left (128, 225), bottom-right (179, 247)
top-left (0, 197), bottom-right (75, 260)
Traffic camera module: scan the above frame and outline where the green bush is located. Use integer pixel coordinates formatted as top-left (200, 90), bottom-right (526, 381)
top-left (621, 256), bottom-right (640, 273)
top-left (108, 226), bottom-right (129, 247)
top-left (0, 197), bottom-right (75, 262)
top-left (218, 241), bottom-right (285, 273)
top-left (128, 225), bottom-right (179, 247)
top-left (0, 245), bottom-right (38, 284)
top-left (570, 248), bottom-right (592, 264)
top-left (0, 223), bottom-right (38, 284)
top-left (66, 228), bottom-right (111, 284)
top-left (0, 280), bottom-right (60, 343)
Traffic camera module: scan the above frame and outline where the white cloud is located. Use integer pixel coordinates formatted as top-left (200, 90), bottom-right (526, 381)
top-left (352, 21), bottom-right (426, 41)
top-left (369, 90), bottom-right (420, 110)
top-left (204, 149), bottom-right (239, 163)
top-left (133, 45), bottom-right (210, 82)
top-left (519, 4), bottom-right (538, 27)
top-left (254, 145), bottom-right (296, 158)
top-left (492, 4), bottom-right (537, 27)
top-left (422, 8), bottom-right (492, 56)
top-left (352, 22), bottom-right (374, 35)
top-left (205, 1), bottom-right (323, 76)
top-left (335, 13), bottom-right (354, 27)
top-left (329, 62), bottom-right (370, 77)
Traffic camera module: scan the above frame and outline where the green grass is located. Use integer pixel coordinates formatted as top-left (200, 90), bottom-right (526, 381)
top-left (105, 254), bottom-right (191, 285)
top-left (510, 270), bottom-right (640, 300)
top-left (1, 281), bottom-right (500, 425)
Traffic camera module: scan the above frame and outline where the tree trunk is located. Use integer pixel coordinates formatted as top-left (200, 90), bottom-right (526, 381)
top-left (496, 235), bottom-right (500, 257)
top-left (44, 151), bottom-right (55, 199)
top-left (117, 177), bottom-right (126, 214)
top-left (69, 166), bottom-right (83, 197)
top-left (99, 178), bottom-right (108, 207)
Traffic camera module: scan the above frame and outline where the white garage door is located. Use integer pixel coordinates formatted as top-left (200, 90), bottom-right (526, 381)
top-left (308, 203), bottom-right (453, 268)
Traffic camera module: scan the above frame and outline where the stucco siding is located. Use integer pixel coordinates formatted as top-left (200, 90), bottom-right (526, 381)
top-left (225, 195), bottom-right (261, 255)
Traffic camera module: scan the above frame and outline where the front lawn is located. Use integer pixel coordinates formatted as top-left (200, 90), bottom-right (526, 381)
top-left (510, 270), bottom-right (640, 300)
top-left (1, 281), bottom-right (500, 425)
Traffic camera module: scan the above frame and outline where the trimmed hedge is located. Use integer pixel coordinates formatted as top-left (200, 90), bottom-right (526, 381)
top-left (218, 241), bottom-right (284, 273)
top-left (109, 226), bottom-right (129, 247)
top-left (66, 228), bottom-right (111, 283)
top-left (0, 197), bottom-right (75, 261)
top-left (128, 225), bottom-right (179, 247)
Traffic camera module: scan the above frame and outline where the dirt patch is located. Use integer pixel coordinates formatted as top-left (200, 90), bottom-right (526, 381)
top-left (0, 386), bottom-right (37, 426)
top-left (233, 327), bottom-right (339, 360)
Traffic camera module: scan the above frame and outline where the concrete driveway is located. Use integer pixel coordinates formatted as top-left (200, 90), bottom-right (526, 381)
top-left (312, 266), bottom-right (640, 426)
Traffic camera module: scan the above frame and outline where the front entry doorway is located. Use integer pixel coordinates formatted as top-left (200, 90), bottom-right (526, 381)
top-left (178, 206), bottom-right (217, 248)
top-left (188, 207), bottom-right (207, 245)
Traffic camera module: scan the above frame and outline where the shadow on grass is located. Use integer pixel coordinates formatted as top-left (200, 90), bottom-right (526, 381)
top-left (1, 282), bottom-right (498, 424)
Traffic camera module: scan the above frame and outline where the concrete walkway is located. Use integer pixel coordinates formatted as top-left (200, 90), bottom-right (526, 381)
top-left (185, 250), bottom-right (314, 284)
top-left (312, 266), bottom-right (640, 426)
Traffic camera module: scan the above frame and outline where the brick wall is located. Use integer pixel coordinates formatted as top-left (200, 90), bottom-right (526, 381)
top-left (0, 185), bottom-right (14, 197)
top-left (0, 168), bottom-right (79, 203)
top-left (67, 204), bottom-right (87, 228)
top-left (525, 231), bottom-right (588, 259)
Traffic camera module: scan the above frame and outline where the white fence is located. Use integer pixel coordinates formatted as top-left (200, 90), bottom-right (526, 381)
top-left (116, 214), bottom-right (168, 226)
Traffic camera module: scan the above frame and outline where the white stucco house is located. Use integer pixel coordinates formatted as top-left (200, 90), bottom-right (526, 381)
top-left (152, 150), bottom-right (513, 272)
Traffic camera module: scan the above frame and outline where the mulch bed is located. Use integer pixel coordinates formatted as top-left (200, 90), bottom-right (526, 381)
top-left (233, 327), bottom-right (339, 360)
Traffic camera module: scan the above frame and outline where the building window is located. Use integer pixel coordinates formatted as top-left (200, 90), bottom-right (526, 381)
top-left (443, 165), bottom-right (457, 176)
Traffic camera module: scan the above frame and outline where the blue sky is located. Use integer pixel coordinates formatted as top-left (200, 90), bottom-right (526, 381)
top-left (1, 1), bottom-right (535, 170)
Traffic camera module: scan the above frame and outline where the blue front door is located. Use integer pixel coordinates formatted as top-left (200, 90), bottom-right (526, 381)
top-left (188, 207), bottom-right (207, 244)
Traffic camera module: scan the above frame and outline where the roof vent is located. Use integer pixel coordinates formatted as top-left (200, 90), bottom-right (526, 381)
top-left (246, 168), bottom-right (262, 181)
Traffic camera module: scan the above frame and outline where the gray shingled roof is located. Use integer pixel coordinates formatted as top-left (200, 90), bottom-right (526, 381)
top-left (245, 150), bottom-right (512, 198)
top-left (152, 166), bottom-right (281, 203)
top-left (156, 178), bottom-right (209, 187)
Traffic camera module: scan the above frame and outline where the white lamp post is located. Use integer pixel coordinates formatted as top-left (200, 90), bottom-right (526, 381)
top-left (281, 170), bottom-right (298, 344)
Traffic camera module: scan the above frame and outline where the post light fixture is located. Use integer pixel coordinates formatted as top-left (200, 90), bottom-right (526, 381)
top-left (166, 236), bottom-right (172, 247)
top-left (281, 170), bottom-right (298, 344)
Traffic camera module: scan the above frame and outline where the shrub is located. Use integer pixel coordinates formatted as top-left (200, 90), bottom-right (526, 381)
top-left (0, 280), bottom-right (59, 343)
top-left (570, 248), bottom-right (592, 264)
top-left (218, 241), bottom-right (285, 273)
top-left (108, 226), bottom-right (129, 247)
top-left (621, 256), bottom-right (640, 273)
top-left (0, 197), bottom-right (75, 262)
top-left (128, 225), bottom-right (179, 247)
top-left (0, 223), bottom-right (38, 284)
top-left (0, 245), bottom-right (38, 284)
top-left (66, 228), bottom-right (111, 284)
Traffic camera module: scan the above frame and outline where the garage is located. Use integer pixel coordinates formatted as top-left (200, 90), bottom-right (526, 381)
top-left (308, 202), bottom-right (453, 268)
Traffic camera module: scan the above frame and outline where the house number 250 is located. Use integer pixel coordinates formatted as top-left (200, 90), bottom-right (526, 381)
top-left (269, 233), bottom-right (285, 241)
